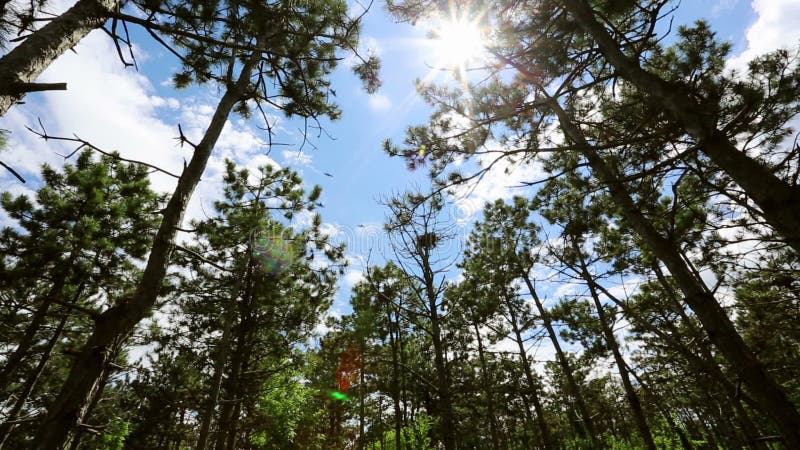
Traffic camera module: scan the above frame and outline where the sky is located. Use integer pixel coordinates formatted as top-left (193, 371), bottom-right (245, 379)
top-left (1, 0), bottom-right (799, 347)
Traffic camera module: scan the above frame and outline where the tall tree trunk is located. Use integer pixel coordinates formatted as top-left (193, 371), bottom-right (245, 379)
top-left (390, 312), bottom-right (403, 450)
top-left (214, 300), bottom-right (252, 450)
top-left (420, 248), bottom-right (456, 450)
top-left (219, 260), bottom-right (258, 450)
top-left (561, 0), bottom-right (800, 253)
top-left (521, 273), bottom-right (598, 445)
top-left (591, 275), bottom-right (763, 417)
top-left (0, 0), bottom-right (116, 116)
top-left (505, 300), bottom-right (555, 450)
top-left (628, 369), bottom-right (695, 450)
top-left (195, 303), bottom-right (236, 450)
top-left (213, 332), bottom-right (245, 450)
top-left (472, 320), bottom-right (502, 450)
top-left (429, 304), bottom-right (455, 450)
top-left (28, 51), bottom-right (262, 450)
top-left (547, 98), bottom-right (800, 447)
top-left (358, 342), bottom-right (366, 450)
top-left (570, 240), bottom-right (657, 450)
top-left (224, 393), bottom-right (243, 450)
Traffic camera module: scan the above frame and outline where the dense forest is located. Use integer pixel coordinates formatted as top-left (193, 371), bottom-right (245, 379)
top-left (1, 0), bottom-right (800, 449)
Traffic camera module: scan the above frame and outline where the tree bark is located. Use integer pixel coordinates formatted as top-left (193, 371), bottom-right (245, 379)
top-left (548, 98), bottom-right (800, 447)
top-left (0, 0), bottom-right (116, 116)
top-left (521, 273), bottom-right (599, 446)
top-left (570, 240), bottom-right (657, 450)
top-left (505, 298), bottom-right (555, 450)
top-left (28, 51), bottom-right (261, 449)
top-left (560, 0), bottom-right (800, 253)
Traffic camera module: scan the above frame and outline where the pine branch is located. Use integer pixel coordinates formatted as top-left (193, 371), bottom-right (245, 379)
top-left (27, 118), bottom-right (181, 178)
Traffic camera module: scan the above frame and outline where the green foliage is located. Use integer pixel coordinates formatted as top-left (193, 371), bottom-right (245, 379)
top-left (370, 414), bottom-right (434, 450)
top-left (99, 418), bottom-right (131, 450)
top-left (252, 368), bottom-right (319, 449)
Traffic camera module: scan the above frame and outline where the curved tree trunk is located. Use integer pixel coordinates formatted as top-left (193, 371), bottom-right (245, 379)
top-left (548, 98), bottom-right (800, 447)
top-left (0, 0), bottom-right (116, 116)
top-left (561, 0), bottom-right (800, 253)
top-left (28, 51), bottom-right (261, 449)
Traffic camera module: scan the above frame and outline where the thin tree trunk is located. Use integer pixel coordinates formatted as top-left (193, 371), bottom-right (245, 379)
top-left (28, 50), bottom-right (262, 450)
top-left (214, 317), bottom-right (248, 450)
top-left (0, 257), bottom-right (77, 394)
top-left (224, 394), bottom-right (243, 450)
top-left (472, 320), bottom-right (502, 450)
top-left (570, 240), bottom-right (657, 450)
top-left (218, 259), bottom-right (257, 450)
top-left (390, 312), bottom-right (403, 450)
top-left (420, 248), bottom-right (456, 450)
top-left (214, 338), bottom-right (244, 450)
top-left (195, 303), bottom-right (236, 450)
top-left (0, 0), bottom-right (116, 116)
top-left (521, 273), bottom-right (599, 446)
top-left (0, 280), bottom-right (86, 448)
top-left (561, 0), bottom-right (800, 253)
top-left (547, 97), bottom-right (800, 447)
top-left (628, 369), bottom-right (695, 450)
top-left (505, 300), bottom-right (555, 450)
top-left (429, 305), bottom-right (455, 450)
top-left (358, 343), bottom-right (366, 450)
top-left (0, 312), bottom-right (69, 449)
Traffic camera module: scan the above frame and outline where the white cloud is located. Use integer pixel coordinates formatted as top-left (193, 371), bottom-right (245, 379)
top-left (448, 142), bottom-right (543, 225)
top-left (1, 23), bottom-right (283, 236)
top-left (5, 30), bottom-right (187, 195)
top-left (727, 0), bottom-right (800, 70)
top-left (343, 269), bottom-right (365, 287)
top-left (282, 150), bottom-right (313, 166)
top-left (368, 93), bottom-right (392, 111)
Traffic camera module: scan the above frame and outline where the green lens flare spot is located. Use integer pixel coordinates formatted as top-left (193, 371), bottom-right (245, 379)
top-left (331, 391), bottom-right (349, 401)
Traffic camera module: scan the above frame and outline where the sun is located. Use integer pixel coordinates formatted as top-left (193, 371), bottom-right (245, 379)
top-left (431, 17), bottom-right (487, 69)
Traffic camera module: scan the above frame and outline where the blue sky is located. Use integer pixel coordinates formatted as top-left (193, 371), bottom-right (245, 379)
top-left (1, 0), bottom-right (798, 333)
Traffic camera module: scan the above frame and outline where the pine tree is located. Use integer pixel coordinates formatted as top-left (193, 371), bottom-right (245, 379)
top-left (0, 150), bottom-right (160, 448)
top-left (31, 2), bottom-right (370, 447)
